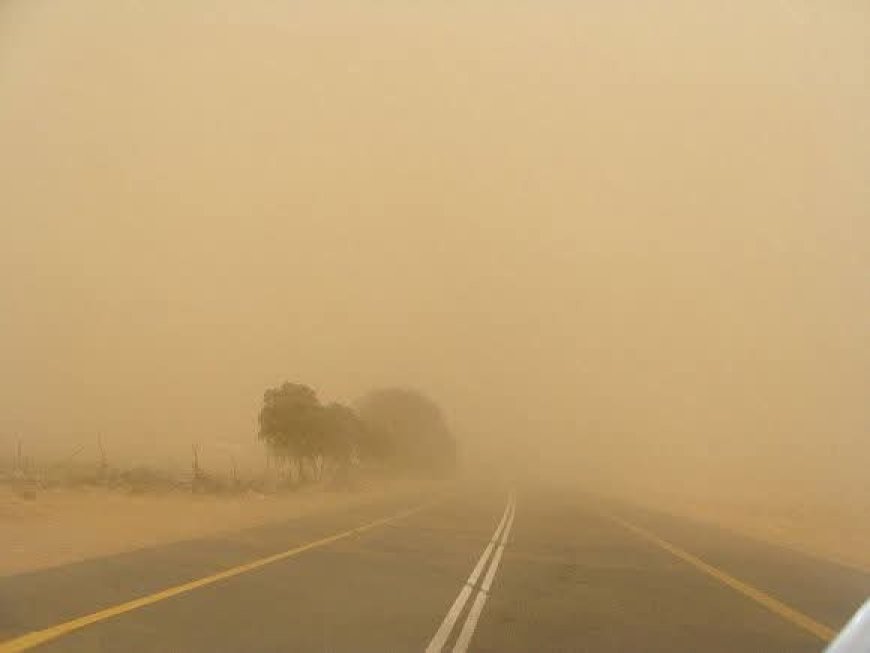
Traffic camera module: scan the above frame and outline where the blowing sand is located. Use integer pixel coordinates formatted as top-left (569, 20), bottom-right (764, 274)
top-left (632, 490), bottom-right (870, 574)
top-left (0, 480), bottom-right (440, 577)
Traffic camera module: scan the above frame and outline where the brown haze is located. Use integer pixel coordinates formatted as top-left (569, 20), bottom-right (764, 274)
top-left (1, 1), bottom-right (868, 514)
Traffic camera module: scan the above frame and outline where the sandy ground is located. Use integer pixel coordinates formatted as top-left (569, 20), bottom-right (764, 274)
top-left (4, 480), bottom-right (866, 579)
top-left (630, 490), bottom-right (870, 574)
top-left (0, 479), bottom-right (441, 577)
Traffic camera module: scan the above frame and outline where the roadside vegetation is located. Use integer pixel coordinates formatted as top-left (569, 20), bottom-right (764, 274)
top-left (258, 382), bottom-right (458, 487)
top-left (1, 382), bottom-right (457, 501)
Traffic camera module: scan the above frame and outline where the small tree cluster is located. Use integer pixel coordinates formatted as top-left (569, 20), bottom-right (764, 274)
top-left (258, 383), bottom-right (362, 482)
top-left (258, 383), bottom-right (457, 482)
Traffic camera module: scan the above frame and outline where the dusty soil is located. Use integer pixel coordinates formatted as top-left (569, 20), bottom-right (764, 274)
top-left (0, 479), bottom-right (440, 577)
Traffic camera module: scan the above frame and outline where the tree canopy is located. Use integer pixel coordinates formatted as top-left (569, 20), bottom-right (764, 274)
top-left (258, 383), bottom-right (323, 462)
top-left (258, 382), bottom-right (457, 482)
top-left (258, 383), bottom-right (361, 481)
top-left (355, 387), bottom-right (457, 475)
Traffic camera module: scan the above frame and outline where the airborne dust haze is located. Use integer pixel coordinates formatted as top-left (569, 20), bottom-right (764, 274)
top-left (1, 2), bottom-right (867, 512)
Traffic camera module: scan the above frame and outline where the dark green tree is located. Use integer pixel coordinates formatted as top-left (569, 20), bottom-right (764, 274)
top-left (319, 402), bottom-right (363, 466)
top-left (258, 382), bottom-right (324, 481)
top-left (258, 382), bottom-right (366, 482)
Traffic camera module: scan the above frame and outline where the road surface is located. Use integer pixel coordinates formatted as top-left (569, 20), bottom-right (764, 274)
top-left (1, 484), bottom-right (867, 652)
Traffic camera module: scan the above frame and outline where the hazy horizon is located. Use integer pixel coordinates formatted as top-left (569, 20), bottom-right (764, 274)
top-left (2, 1), bottom-right (868, 506)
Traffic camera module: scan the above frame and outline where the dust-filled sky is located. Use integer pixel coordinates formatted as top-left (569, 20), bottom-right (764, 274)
top-left (1, 1), bottom-right (868, 502)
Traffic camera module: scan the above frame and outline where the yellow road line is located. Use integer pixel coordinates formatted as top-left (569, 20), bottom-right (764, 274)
top-left (604, 512), bottom-right (836, 642)
top-left (0, 501), bottom-right (435, 653)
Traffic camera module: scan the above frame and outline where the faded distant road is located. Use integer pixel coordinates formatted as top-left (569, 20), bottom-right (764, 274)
top-left (0, 485), bottom-right (867, 652)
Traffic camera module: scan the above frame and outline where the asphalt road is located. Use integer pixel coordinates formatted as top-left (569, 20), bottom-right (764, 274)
top-left (1, 484), bottom-right (867, 652)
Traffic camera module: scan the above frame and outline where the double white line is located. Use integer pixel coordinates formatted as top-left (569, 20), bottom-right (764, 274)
top-left (426, 492), bottom-right (517, 653)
